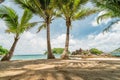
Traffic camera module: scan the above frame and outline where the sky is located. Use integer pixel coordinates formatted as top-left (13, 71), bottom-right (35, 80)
top-left (0, 0), bottom-right (120, 55)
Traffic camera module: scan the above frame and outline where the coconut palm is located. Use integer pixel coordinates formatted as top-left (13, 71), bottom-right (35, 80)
top-left (0, 6), bottom-right (38, 61)
top-left (56, 0), bottom-right (98, 59)
top-left (92, 0), bottom-right (120, 31)
top-left (14, 0), bottom-right (59, 59)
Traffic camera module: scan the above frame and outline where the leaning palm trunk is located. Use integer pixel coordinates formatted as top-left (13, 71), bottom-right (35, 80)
top-left (61, 18), bottom-right (71, 59)
top-left (46, 17), bottom-right (55, 59)
top-left (1, 35), bottom-right (19, 61)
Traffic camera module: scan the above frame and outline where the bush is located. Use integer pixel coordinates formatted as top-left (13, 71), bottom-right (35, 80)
top-left (44, 48), bottom-right (71, 54)
top-left (90, 48), bottom-right (102, 55)
top-left (0, 46), bottom-right (8, 55)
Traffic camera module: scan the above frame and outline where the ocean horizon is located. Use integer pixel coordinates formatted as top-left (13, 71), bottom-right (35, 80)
top-left (0, 53), bottom-right (120, 61)
top-left (0, 54), bottom-right (61, 60)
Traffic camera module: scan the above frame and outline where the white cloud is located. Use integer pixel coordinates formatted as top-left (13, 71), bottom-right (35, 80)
top-left (51, 22), bottom-right (120, 53)
top-left (0, 22), bottom-right (120, 55)
top-left (0, 1), bottom-right (120, 55)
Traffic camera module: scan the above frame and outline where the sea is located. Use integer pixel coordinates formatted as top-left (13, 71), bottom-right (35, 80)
top-left (0, 53), bottom-right (120, 61)
top-left (111, 53), bottom-right (120, 57)
top-left (0, 54), bottom-right (61, 60)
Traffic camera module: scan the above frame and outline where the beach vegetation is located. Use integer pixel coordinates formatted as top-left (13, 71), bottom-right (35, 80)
top-left (44, 48), bottom-right (71, 54)
top-left (0, 46), bottom-right (8, 55)
top-left (56, 0), bottom-right (98, 59)
top-left (90, 48), bottom-right (103, 55)
top-left (0, 6), bottom-right (37, 61)
top-left (14, 0), bottom-right (61, 59)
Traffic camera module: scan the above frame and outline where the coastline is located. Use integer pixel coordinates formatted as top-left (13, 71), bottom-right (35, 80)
top-left (0, 58), bottom-right (120, 80)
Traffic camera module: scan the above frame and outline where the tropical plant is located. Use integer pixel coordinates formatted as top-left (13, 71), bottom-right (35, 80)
top-left (90, 48), bottom-right (102, 55)
top-left (56, 0), bottom-right (98, 59)
top-left (14, 0), bottom-right (59, 59)
top-left (0, 46), bottom-right (8, 55)
top-left (44, 48), bottom-right (71, 54)
top-left (92, 0), bottom-right (120, 31)
top-left (0, 5), bottom-right (37, 61)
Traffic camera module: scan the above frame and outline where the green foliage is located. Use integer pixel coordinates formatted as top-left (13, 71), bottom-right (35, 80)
top-left (111, 47), bottom-right (120, 53)
top-left (14, 0), bottom-right (59, 31)
top-left (0, 5), bottom-right (38, 35)
top-left (44, 48), bottom-right (71, 54)
top-left (82, 50), bottom-right (89, 55)
top-left (56, 0), bottom-right (98, 21)
top-left (90, 48), bottom-right (102, 55)
top-left (92, 0), bottom-right (120, 31)
top-left (0, 46), bottom-right (8, 55)
top-left (111, 47), bottom-right (120, 56)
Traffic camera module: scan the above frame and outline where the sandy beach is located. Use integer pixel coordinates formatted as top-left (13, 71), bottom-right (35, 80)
top-left (0, 58), bottom-right (120, 80)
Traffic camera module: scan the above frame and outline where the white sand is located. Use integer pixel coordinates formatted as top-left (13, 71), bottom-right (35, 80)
top-left (0, 58), bottom-right (120, 80)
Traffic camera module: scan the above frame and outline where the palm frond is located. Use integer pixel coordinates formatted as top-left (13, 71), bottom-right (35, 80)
top-left (14, 0), bottom-right (50, 19)
top-left (93, 0), bottom-right (120, 16)
top-left (20, 9), bottom-right (33, 26)
top-left (37, 23), bottom-right (46, 33)
top-left (103, 19), bottom-right (120, 32)
top-left (24, 22), bottom-right (39, 31)
top-left (0, 5), bottom-right (18, 33)
top-left (0, 5), bottom-right (37, 35)
top-left (72, 8), bottom-right (98, 20)
top-left (5, 29), bottom-right (16, 34)
top-left (97, 12), bottom-right (113, 24)
top-left (14, 0), bottom-right (37, 14)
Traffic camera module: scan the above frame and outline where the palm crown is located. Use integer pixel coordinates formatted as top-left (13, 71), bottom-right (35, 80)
top-left (14, 0), bottom-right (56, 19)
top-left (0, 5), bottom-right (37, 35)
top-left (57, 0), bottom-right (97, 21)
top-left (0, 5), bottom-right (38, 61)
top-left (55, 0), bottom-right (98, 59)
top-left (14, 0), bottom-right (57, 59)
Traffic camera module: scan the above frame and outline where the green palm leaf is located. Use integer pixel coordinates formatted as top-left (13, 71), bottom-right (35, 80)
top-left (20, 9), bottom-right (33, 27)
top-left (92, 0), bottom-right (120, 31)
top-left (0, 5), bottom-right (18, 33)
top-left (73, 8), bottom-right (98, 20)
top-left (0, 5), bottom-right (38, 34)
top-left (37, 23), bottom-right (46, 33)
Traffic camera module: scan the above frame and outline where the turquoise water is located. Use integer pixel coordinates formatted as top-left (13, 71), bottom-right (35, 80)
top-left (111, 53), bottom-right (120, 57)
top-left (0, 54), bottom-right (61, 60)
top-left (1, 53), bottom-right (119, 60)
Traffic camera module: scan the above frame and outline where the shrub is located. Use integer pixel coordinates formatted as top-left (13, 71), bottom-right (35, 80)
top-left (90, 48), bottom-right (102, 55)
top-left (44, 48), bottom-right (71, 54)
top-left (0, 46), bottom-right (8, 55)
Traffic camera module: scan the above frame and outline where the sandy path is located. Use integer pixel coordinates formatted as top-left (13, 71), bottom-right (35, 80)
top-left (0, 58), bottom-right (120, 80)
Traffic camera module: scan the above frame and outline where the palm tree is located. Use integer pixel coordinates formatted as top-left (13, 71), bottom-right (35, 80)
top-left (56, 0), bottom-right (98, 59)
top-left (92, 0), bottom-right (120, 31)
top-left (0, 6), bottom-right (38, 61)
top-left (14, 0), bottom-right (58, 59)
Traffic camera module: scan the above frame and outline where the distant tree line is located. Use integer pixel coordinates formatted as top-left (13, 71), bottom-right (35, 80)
top-left (72, 48), bottom-right (103, 55)
top-left (44, 48), bottom-right (71, 54)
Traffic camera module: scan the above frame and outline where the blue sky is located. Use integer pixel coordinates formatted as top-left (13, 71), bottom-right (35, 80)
top-left (0, 0), bottom-right (120, 55)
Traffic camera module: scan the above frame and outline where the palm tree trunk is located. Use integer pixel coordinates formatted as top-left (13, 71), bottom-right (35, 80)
top-left (61, 17), bottom-right (71, 59)
top-left (46, 17), bottom-right (55, 59)
top-left (1, 35), bottom-right (19, 61)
